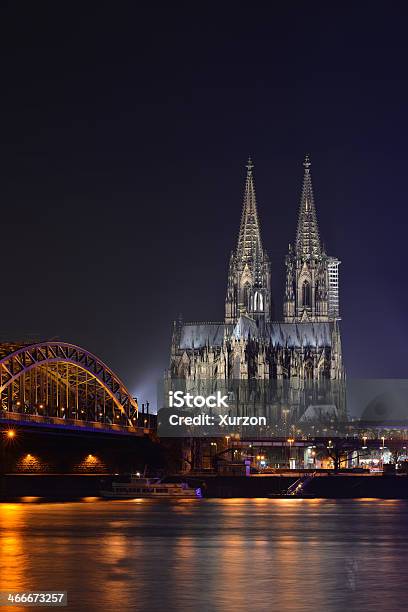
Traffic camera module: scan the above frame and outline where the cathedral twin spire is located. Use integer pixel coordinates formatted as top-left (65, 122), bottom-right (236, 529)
top-left (225, 157), bottom-right (271, 325)
top-left (284, 155), bottom-right (340, 322)
top-left (235, 157), bottom-right (263, 263)
top-left (295, 154), bottom-right (321, 257)
top-left (235, 153), bottom-right (322, 264)
top-left (227, 154), bottom-right (339, 326)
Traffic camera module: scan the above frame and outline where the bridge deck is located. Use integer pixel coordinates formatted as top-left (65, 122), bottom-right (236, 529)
top-left (0, 411), bottom-right (152, 436)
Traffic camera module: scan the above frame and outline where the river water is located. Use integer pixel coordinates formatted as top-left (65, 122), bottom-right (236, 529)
top-left (0, 498), bottom-right (407, 611)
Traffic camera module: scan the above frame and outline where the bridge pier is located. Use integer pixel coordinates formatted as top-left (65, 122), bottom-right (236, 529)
top-left (0, 425), bottom-right (163, 478)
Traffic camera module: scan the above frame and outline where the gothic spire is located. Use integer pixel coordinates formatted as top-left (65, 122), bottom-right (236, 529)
top-left (295, 154), bottom-right (321, 257)
top-left (236, 156), bottom-right (263, 263)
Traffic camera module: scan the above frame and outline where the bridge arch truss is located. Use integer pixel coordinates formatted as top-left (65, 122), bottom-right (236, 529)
top-left (0, 342), bottom-right (138, 428)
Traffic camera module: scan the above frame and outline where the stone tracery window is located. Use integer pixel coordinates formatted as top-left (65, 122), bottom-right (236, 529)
top-left (302, 280), bottom-right (311, 307)
top-left (243, 283), bottom-right (252, 312)
top-left (304, 361), bottom-right (313, 379)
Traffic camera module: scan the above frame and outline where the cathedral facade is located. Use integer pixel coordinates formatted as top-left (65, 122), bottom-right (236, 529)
top-left (168, 157), bottom-right (345, 422)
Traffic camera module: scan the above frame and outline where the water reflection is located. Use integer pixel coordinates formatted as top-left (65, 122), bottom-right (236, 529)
top-left (0, 500), bottom-right (408, 611)
top-left (0, 504), bottom-right (27, 591)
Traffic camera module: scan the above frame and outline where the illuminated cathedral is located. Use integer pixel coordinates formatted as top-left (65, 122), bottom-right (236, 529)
top-left (168, 156), bottom-right (345, 421)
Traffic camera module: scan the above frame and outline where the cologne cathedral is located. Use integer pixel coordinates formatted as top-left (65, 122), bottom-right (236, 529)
top-left (168, 157), bottom-right (345, 425)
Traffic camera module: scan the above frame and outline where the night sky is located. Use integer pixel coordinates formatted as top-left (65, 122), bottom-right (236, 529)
top-left (1, 2), bottom-right (407, 407)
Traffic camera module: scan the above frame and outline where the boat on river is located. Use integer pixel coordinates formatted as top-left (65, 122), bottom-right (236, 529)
top-left (101, 475), bottom-right (202, 499)
top-left (268, 472), bottom-right (316, 498)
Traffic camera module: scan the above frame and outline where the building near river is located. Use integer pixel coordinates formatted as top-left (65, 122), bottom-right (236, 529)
top-left (168, 157), bottom-right (345, 432)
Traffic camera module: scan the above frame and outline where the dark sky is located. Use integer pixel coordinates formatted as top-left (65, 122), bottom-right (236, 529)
top-left (1, 2), bottom-right (407, 406)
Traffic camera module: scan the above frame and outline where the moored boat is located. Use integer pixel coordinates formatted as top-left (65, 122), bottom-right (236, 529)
top-left (101, 475), bottom-right (202, 499)
top-left (268, 472), bottom-right (316, 498)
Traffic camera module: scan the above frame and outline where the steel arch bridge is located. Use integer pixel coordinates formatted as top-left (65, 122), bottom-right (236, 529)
top-left (0, 341), bottom-right (138, 432)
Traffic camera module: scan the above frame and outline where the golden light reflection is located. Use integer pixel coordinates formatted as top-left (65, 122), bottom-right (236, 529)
top-left (0, 504), bottom-right (27, 591)
top-left (174, 535), bottom-right (195, 560)
top-left (172, 503), bottom-right (196, 514)
top-left (274, 498), bottom-right (305, 504)
top-left (271, 498), bottom-right (324, 505)
top-left (211, 530), bottom-right (247, 610)
top-left (99, 533), bottom-right (140, 609)
top-left (0, 496), bottom-right (401, 611)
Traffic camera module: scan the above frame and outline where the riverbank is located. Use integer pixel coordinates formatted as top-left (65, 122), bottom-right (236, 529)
top-left (1, 472), bottom-right (408, 500)
top-left (191, 473), bottom-right (408, 498)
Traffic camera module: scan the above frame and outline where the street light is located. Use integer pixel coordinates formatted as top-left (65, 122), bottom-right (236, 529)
top-left (1, 430), bottom-right (16, 476)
